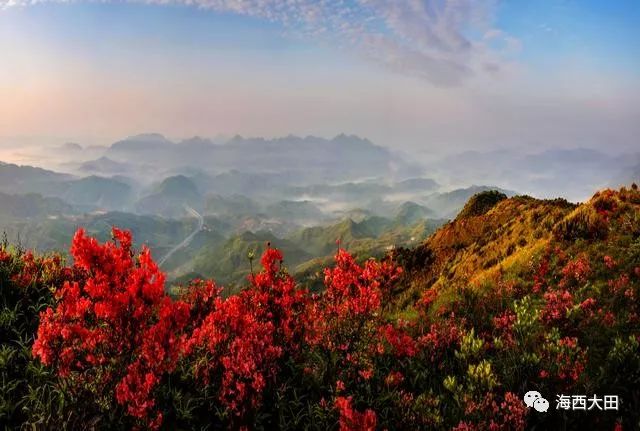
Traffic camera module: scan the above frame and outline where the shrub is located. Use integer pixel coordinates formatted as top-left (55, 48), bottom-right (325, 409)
top-left (32, 228), bottom-right (190, 429)
top-left (2, 193), bottom-right (636, 431)
top-left (554, 205), bottom-right (608, 241)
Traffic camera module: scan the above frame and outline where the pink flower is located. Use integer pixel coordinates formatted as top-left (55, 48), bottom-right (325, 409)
top-left (603, 255), bottom-right (616, 269)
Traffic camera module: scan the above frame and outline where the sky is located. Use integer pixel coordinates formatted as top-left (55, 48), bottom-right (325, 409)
top-left (0, 0), bottom-right (638, 160)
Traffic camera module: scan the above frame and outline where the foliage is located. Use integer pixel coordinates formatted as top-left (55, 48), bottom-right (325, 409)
top-left (0, 241), bottom-right (80, 428)
top-left (1, 186), bottom-right (639, 430)
top-left (32, 228), bottom-right (191, 429)
top-left (457, 190), bottom-right (507, 219)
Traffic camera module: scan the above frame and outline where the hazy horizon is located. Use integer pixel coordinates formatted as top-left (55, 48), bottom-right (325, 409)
top-left (1, 0), bottom-right (639, 159)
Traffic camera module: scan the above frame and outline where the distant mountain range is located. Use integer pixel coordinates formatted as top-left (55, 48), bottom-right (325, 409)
top-left (430, 147), bottom-right (637, 201)
top-left (0, 157), bottom-right (455, 287)
top-left (78, 157), bottom-right (132, 175)
top-left (0, 161), bottom-right (72, 195)
top-left (22, 132), bottom-right (635, 204)
top-left (100, 133), bottom-right (424, 185)
top-left (0, 132), bottom-right (637, 290)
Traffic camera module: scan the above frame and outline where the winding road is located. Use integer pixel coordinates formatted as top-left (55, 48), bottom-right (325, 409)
top-left (158, 205), bottom-right (204, 267)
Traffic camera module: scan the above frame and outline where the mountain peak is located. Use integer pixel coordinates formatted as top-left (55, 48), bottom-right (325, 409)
top-left (456, 190), bottom-right (508, 220)
top-left (110, 133), bottom-right (173, 151)
top-left (156, 175), bottom-right (199, 196)
top-left (179, 136), bottom-right (213, 146)
top-left (332, 133), bottom-right (371, 145)
top-left (127, 133), bottom-right (168, 141)
top-left (394, 201), bottom-right (433, 225)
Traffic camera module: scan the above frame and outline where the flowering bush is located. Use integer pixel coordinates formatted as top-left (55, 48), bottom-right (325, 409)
top-left (4, 186), bottom-right (639, 430)
top-left (32, 228), bottom-right (190, 429)
top-left (335, 396), bottom-right (377, 431)
top-left (304, 249), bottom-right (402, 381)
top-left (183, 247), bottom-right (310, 426)
top-left (0, 242), bottom-right (78, 427)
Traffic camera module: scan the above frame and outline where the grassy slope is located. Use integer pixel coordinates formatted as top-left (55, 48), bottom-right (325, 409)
top-left (391, 187), bottom-right (638, 316)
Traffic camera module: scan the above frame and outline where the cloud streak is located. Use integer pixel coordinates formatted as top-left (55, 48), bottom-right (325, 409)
top-left (0, 0), bottom-right (518, 86)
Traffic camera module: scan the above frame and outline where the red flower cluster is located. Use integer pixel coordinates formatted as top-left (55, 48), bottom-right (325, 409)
top-left (335, 396), bottom-right (377, 431)
top-left (541, 289), bottom-right (573, 324)
top-left (377, 323), bottom-right (417, 358)
top-left (306, 249), bottom-right (402, 349)
top-left (418, 286), bottom-right (439, 312)
top-left (11, 251), bottom-right (38, 287)
top-left (560, 254), bottom-right (591, 287)
top-left (32, 231), bottom-right (398, 428)
top-left (492, 310), bottom-right (517, 347)
top-left (609, 273), bottom-right (631, 296)
top-left (0, 248), bottom-right (10, 264)
top-left (10, 250), bottom-right (70, 289)
top-left (246, 248), bottom-right (309, 352)
top-left (456, 391), bottom-right (528, 431)
top-left (417, 316), bottom-right (461, 363)
top-left (603, 255), bottom-right (616, 269)
top-left (187, 294), bottom-right (281, 417)
top-left (531, 246), bottom-right (565, 293)
top-left (553, 337), bottom-right (586, 384)
top-left (32, 228), bottom-right (190, 429)
top-left (578, 297), bottom-right (597, 319)
top-left (185, 246), bottom-right (309, 422)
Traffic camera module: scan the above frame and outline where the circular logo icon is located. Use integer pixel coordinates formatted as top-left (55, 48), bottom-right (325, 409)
top-left (533, 397), bottom-right (550, 412)
top-left (524, 390), bottom-right (542, 408)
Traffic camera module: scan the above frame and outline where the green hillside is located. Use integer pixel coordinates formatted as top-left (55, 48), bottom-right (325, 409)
top-left (163, 212), bottom-right (444, 290)
top-left (0, 211), bottom-right (199, 257)
top-left (60, 176), bottom-right (133, 209)
top-left (0, 192), bottom-right (74, 219)
top-left (189, 230), bottom-right (310, 285)
top-left (135, 175), bottom-right (202, 216)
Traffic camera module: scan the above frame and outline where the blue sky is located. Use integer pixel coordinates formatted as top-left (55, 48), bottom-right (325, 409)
top-left (498, 0), bottom-right (639, 73)
top-left (0, 0), bottom-right (638, 157)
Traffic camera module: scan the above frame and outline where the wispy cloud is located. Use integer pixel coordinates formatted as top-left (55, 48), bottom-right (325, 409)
top-left (0, 0), bottom-right (519, 86)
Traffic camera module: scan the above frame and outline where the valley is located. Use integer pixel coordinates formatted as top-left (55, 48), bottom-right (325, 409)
top-left (1, 133), bottom-right (637, 292)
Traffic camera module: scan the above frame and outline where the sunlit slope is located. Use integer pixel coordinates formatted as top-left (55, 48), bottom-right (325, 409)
top-left (392, 187), bottom-right (640, 309)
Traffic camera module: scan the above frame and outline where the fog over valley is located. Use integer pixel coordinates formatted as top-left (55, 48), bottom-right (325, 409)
top-left (0, 131), bottom-right (636, 286)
